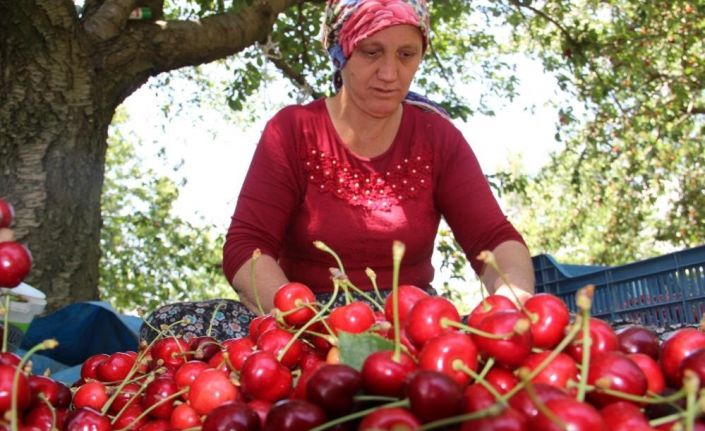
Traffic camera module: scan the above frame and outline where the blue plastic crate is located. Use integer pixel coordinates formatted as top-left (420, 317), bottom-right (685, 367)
top-left (532, 245), bottom-right (705, 326)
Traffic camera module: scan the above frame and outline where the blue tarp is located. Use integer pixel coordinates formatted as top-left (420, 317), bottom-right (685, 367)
top-left (18, 301), bottom-right (143, 385)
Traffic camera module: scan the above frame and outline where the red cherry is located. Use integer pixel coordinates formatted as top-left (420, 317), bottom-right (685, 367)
top-left (201, 400), bottom-right (260, 431)
top-left (150, 337), bottom-right (190, 370)
top-left (679, 347), bottom-right (705, 388)
top-left (529, 397), bottom-right (607, 431)
top-left (460, 406), bottom-right (528, 431)
top-left (617, 325), bottom-right (661, 360)
top-left (361, 350), bottom-right (417, 398)
top-left (418, 332), bottom-right (477, 386)
top-left (587, 351), bottom-right (648, 408)
top-left (406, 370), bottom-right (463, 423)
top-left (483, 366), bottom-right (519, 395)
top-left (189, 335), bottom-right (221, 361)
top-left (247, 399), bottom-right (272, 426)
top-left (65, 407), bottom-right (111, 431)
top-left (508, 383), bottom-right (570, 420)
top-left (383, 284), bottom-right (430, 323)
top-left (473, 309), bottom-right (533, 368)
top-left (113, 403), bottom-right (149, 430)
top-left (462, 383), bottom-right (497, 413)
top-left (306, 363), bottom-right (361, 416)
top-left (303, 320), bottom-right (334, 356)
top-left (72, 381), bottom-right (109, 411)
top-left (80, 353), bottom-right (109, 380)
top-left (0, 241), bottom-right (32, 288)
top-left (520, 351), bottom-right (578, 390)
top-left (404, 296), bottom-right (461, 349)
top-left (0, 351), bottom-right (21, 367)
top-left (257, 327), bottom-right (304, 369)
top-left (273, 282), bottom-right (317, 327)
top-left (174, 360), bottom-right (210, 394)
top-left (0, 199), bottom-right (14, 228)
top-left (358, 406), bottom-right (422, 430)
top-left (660, 327), bottom-right (705, 387)
top-left (107, 382), bottom-right (142, 414)
top-left (140, 419), bottom-right (176, 431)
top-left (566, 317), bottom-right (618, 362)
top-left (143, 376), bottom-right (180, 419)
top-left (96, 351), bottom-right (136, 382)
top-left (524, 293), bottom-right (570, 349)
top-left (0, 363), bottom-right (30, 413)
top-left (263, 398), bottom-right (327, 431)
top-left (23, 403), bottom-right (69, 431)
top-left (600, 401), bottom-right (653, 431)
top-left (628, 352), bottom-right (666, 395)
top-left (189, 368), bottom-right (239, 415)
top-left (170, 402), bottom-right (201, 430)
top-left (248, 314), bottom-right (277, 343)
top-left (239, 350), bottom-right (292, 403)
top-left (214, 337), bottom-right (256, 371)
top-left (467, 294), bottom-right (517, 328)
top-left (328, 301), bottom-right (376, 334)
top-left (28, 374), bottom-right (70, 409)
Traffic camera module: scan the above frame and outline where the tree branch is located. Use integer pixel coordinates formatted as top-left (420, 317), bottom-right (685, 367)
top-left (127, 0), bottom-right (305, 73)
top-left (267, 55), bottom-right (323, 99)
top-left (84, 0), bottom-right (139, 41)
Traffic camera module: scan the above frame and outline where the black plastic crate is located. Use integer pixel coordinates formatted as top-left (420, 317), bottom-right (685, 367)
top-left (532, 245), bottom-right (705, 326)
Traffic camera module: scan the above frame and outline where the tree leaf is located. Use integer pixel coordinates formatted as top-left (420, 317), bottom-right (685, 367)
top-left (337, 331), bottom-right (394, 371)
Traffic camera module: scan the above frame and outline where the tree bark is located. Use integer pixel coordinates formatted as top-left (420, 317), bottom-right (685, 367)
top-left (0, 0), bottom-right (302, 311)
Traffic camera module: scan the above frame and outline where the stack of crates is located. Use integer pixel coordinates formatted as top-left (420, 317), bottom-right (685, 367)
top-left (532, 245), bottom-right (705, 326)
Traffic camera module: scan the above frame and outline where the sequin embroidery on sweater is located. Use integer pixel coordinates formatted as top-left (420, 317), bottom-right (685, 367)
top-left (300, 145), bottom-right (433, 211)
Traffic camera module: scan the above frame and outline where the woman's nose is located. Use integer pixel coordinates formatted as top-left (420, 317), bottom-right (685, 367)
top-left (377, 55), bottom-right (399, 81)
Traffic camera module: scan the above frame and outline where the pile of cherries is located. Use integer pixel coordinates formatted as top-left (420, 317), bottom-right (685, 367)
top-left (2, 203), bottom-right (705, 430)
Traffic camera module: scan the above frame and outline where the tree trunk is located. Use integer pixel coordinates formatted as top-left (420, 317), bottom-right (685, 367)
top-left (1, 0), bottom-right (299, 312)
top-left (1, 2), bottom-right (120, 310)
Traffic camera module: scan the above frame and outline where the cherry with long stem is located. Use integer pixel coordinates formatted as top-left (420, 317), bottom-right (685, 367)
top-left (365, 267), bottom-right (385, 304)
top-left (391, 241), bottom-right (404, 362)
top-left (11, 339), bottom-right (58, 431)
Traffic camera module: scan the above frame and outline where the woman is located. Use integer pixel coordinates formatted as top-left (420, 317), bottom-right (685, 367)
top-left (141, 0), bottom-right (534, 342)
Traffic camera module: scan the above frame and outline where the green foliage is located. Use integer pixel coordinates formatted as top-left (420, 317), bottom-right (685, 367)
top-left (500, 0), bottom-right (705, 265)
top-left (100, 109), bottom-right (235, 314)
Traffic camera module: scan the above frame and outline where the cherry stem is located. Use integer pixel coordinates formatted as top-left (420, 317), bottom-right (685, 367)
top-left (501, 317), bottom-right (582, 402)
top-left (109, 374), bottom-right (155, 425)
top-left (38, 395), bottom-right (58, 431)
top-left (12, 339), bottom-right (58, 431)
top-left (365, 267), bottom-right (385, 304)
top-left (206, 301), bottom-right (227, 337)
top-left (568, 381), bottom-right (684, 405)
top-left (683, 370), bottom-right (699, 431)
top-left (476, 250), bottom-right (528, 313)
top-left (391, 241), bottom-right (404, 362)
top-left (249, 249), bottom-right (265, 315)
top-left (419, 403), bottom-right (504, 430)
top-left (2, 294), bottom-right (9, 352)
top-left (576, 285), bottom-right (594, 403)
top-left (342, 279), bottom-right (383, 311)
top-left (649, 411), bottom-right (687, 428)
top-left (116, 387), bottom-right (189, 431)
top-left (477, 357), bottom-right (495, 381)
top-left (277, 280), bottom-right (341, 363)
top-left (455, 361), bottom-right (504, 402)
top-left (442, 318), bottom-right (513, 340)
top-left (103, 319), bottom-right (187, 416)
top-left (354, 394), bottom-right (399, 403)
top-left (314, 241), bottom-right (347, 277)
top-left (309, 399), bottom-right (409, 431)
top-left (517, 368), bottom-right (568, 431)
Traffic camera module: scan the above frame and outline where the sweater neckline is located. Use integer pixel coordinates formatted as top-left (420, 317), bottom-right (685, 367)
top-left (317, 98), bottom-right (410, 163)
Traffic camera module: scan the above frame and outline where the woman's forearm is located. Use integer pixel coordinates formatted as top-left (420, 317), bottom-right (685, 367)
top-left (480, 240), bottom-right (535, 304)
top-left (231, 254), bottom-right (289, 315)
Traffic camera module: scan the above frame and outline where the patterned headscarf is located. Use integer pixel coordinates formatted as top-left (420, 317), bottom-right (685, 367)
top-left (320, 0), bottom-right (449, 118)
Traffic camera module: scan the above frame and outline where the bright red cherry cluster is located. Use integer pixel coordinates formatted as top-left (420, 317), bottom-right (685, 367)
top-left (4, 276), bottom-right (705, 430)
top-left (0, 198), bottom-right (33, 288)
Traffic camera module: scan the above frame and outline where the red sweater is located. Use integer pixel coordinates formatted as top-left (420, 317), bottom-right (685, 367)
top-left (223, 99), bottom-right (526, 293)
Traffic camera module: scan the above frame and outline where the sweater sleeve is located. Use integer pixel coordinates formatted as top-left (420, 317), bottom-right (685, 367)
top-left (434, 125), bottom-right (527, 275)
top-left (222, 110), bottom-right (304, 284)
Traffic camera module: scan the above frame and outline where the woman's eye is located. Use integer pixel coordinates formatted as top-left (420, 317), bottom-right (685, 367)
top-left (365, 50), bottom-right (380, 57)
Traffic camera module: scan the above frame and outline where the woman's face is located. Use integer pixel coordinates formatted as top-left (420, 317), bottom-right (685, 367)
top-left (340, 24), bottom-right (424, 119)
